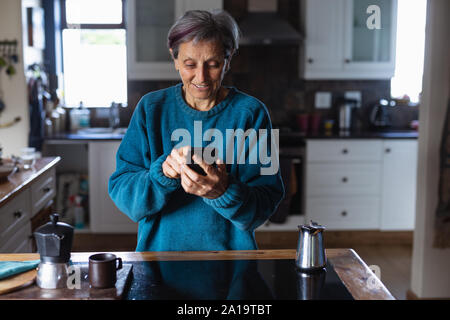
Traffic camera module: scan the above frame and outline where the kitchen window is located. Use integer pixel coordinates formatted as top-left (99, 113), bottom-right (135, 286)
top-left (61, 0), bottom-right (127, 108)
top-left (391, 0), bottom-right (427, 104)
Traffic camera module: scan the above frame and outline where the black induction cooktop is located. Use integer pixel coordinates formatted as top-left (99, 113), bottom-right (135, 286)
top-left (123, 259), bottom-right (353, 300)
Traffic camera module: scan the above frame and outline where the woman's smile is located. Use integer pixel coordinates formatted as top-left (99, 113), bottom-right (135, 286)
top-left (192, 83), bottom-right (210, 90)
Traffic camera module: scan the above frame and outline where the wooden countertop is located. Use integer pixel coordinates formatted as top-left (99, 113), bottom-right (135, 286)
top-left (0, 249), bottom-right (395, 300)
top-left (0, 157), bottom-right (61, 207)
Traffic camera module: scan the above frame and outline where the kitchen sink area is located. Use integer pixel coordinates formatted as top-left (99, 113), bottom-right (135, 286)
top-left (77, 127), bottom-right (126, 135)
top-left (76, 127), bottom-right (128, 136)
top-left (43, 127), bottom-right (128, 142)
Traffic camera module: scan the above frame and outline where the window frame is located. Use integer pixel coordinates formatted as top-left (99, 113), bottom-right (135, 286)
top-left (60, 0), bottom-right (126, 30)
top-left (59, 0), bottom-right (127, 108)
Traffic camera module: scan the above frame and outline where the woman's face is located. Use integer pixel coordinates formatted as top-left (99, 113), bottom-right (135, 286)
top-left (171, 39), bottom-right (230, 107)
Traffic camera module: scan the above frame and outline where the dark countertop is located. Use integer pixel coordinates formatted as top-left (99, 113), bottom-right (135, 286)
top-left (279, 129), bottom-right (418, 147)
top-left (0, 250), bottom-right (395, 300)
top-left (43, 129), bottom-right (418, 154)
top-left (279, 130), bottom-right (418, 139)
top-left (44, 132), bottom-right (125, 141)
top-left (45, 129), bottom-right (418, 143)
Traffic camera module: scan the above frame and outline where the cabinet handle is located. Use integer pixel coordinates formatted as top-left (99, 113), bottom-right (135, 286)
top-left (345, 58), bottom-right (351, 63)
top-left (341, 211), bottom-right (347, 217)
top-left (13, 210), bottom-right (22, 219)
top-left (342, 177), bottom-right (348, 183)
top-left (342, 148), bottom-right (349, 154)
top-left (385, 148), bottom-right (391, 153)
top-left (307, 58), bottom-right (314, 64)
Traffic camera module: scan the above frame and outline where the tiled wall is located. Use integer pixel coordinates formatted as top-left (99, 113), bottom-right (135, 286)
top-left (124, 53), bottom-right (416, 132)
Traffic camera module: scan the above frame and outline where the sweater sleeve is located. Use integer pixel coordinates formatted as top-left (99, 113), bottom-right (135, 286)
top-left (203, 105), bottom-right (285, 231)
top-left (108, 99), bottom-right (180, 223)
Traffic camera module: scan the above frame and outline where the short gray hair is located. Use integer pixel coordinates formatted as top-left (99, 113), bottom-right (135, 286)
top-left (167, 10), bottom-right (241, 60)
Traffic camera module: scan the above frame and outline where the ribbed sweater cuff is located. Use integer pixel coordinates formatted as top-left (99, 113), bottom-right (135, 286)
top-left (203, 175), bottom-right (247, 209)
top-left (149, 154), bottom-right (180, 189)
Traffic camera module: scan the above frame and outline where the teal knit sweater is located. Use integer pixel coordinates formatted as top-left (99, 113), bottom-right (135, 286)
top-left (108, 83), bottom-right (285, 251)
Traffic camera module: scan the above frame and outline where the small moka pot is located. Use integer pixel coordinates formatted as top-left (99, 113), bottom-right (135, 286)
top-left (34, 214), bottom-right (74, 289)
top-left (295, 221), bottom-right (326, 272)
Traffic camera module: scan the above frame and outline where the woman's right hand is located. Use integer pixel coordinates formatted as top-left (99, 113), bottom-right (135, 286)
top-left (162, 146), bottom-right (189, 179)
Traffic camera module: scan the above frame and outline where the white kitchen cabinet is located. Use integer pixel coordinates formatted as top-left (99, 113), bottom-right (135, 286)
top-left (306, 163), bottom-right (381, 197)
top-left (301, 0), bottom-right (346, 79)
top-left (305, 139), bottom-right (382, 230)
top-left (126, 0), bottom-right (223, 80)
top-left (0, 222), bottom-right (32, 253)
top-left (30, 168), bottom-right (56, 216)
top-left (307, 196), bottom-right (380, 230)
top-left (304, 139), bottom-right (417, 231)
top-left (0, 189), bottom-right (32, 253)
top-left (88, 141), bottom-right (137, 233)
top-left (301, 0), bottom-right (397, 79)
top-left (306, 139), bottom-right (382, 162)
top-left (380, 140), bottom-right (418, 230)
top-left (0, 159), bottom-right (59, 252)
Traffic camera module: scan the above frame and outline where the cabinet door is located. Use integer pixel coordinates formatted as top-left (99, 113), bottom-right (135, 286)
top-left (306, 139), bottom-right (382, 162)
top-left (0, 222), bottom-right (32, 253)
top-left (127, 0), bottom-right (223, 80)
top-left (380, 140), bottom-right (417, 230)
top-left (89, 142), bottom-right (137, 233)
top-left (176, 0), bottom-right (223, 18)
top-left (303, 0), bottom-right (346, 79)
top-left (30, 168), bottom-right (56, 217)
top-left (127, 0), bottom-right (179, 80)
top-left (0, 189), bottom-right (32, 251)
top-left (342, 0), bottom-right (397, 78)
top-left (306, 163), bottom-right (381, 197)
top-left (306, 196), bottom-right (380, 230)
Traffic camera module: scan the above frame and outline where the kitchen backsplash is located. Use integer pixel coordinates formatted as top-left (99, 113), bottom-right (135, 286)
top-left (121, 50), bottom-right (418, 132)
top-left (91, 0), bottom-right (418, 132)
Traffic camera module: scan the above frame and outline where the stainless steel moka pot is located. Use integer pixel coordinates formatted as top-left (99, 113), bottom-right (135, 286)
top-left (296, 221), bottom-right (326, 272)
top-left (34, 214), bottom-right (74, 289)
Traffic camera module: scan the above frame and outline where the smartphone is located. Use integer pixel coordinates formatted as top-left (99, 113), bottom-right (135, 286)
top-left (185, 147), bottom-right (218, 176)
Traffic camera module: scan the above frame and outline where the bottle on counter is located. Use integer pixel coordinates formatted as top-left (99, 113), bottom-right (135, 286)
top-left (70, 107), bottom-right (80, 132)
top-left (44, 117), bottom-right (53, 137)
top-left (70, 101), bottom-right (90, 132)
top-left (78, 101), bottom-right (90, 128)
top-left (70, 195), bottom-right (85, 229)
top-left (50, 110), bottom-right (60, 135)
top-left (55, 100), bottom-right (67, 133)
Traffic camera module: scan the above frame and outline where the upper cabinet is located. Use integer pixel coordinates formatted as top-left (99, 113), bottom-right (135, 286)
top-left (301, 0), bottom-right (397, 79)
top-left (126, 0), bottom-right (223, 80)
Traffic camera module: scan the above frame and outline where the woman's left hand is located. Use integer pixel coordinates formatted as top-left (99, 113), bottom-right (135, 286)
top-left (180, 154), bottom-right (229, 199)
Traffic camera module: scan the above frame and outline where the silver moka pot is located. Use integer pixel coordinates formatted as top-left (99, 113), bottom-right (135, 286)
top-left (34, 214), bottom-right (74, 289)
top-left (295, 221), bottom-right (326, 272)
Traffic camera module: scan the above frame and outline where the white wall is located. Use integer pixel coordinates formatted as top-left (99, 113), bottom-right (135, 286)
top-left (0, 0), bottom-right (29, 157)
top-left (410, 0), bottom-right (450, 298)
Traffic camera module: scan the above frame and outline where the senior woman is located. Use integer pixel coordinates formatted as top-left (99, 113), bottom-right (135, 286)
top-left (108, 10), bottom-right (285, 252)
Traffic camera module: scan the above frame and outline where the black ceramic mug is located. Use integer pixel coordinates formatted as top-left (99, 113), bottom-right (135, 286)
top-left (88, 253), bottom-right (122, 288)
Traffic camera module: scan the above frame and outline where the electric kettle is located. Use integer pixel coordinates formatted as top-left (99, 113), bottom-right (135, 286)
top-left (370, 98), bottom-right (394, 129)
top-left (296, 221), bottom-right (326, 272)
